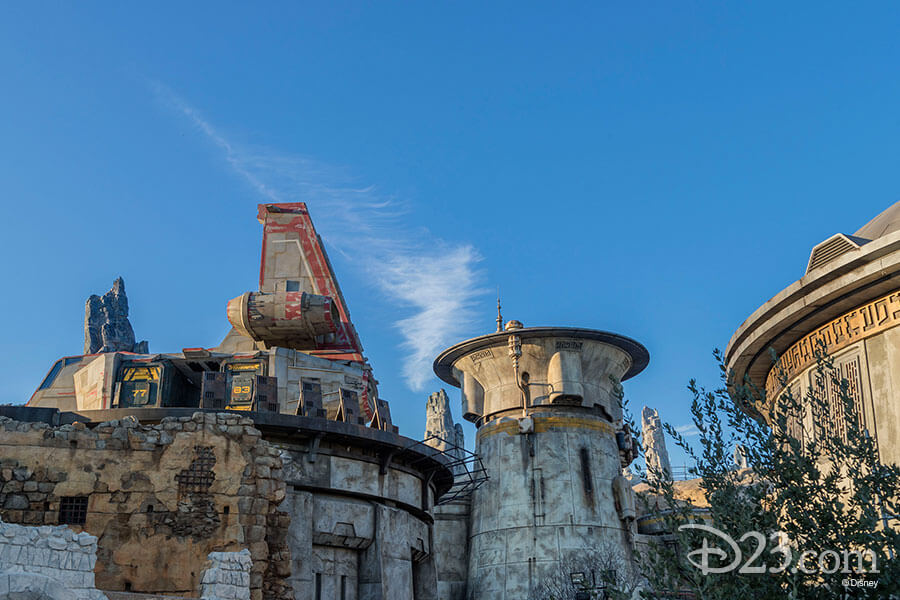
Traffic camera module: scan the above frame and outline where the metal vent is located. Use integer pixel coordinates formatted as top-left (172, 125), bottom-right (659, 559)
top-left (806, 234), bottom-right (869, 274)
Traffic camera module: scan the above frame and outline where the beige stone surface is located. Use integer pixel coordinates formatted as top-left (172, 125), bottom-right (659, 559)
top-left (434, 326), bottom-right (649, 600)
top-left (633, 477), bottom-right (710, 513)
top-left (0, 413), bottom-right (289, 600)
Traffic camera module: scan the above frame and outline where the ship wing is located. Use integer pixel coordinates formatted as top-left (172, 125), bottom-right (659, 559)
top-left (219, 203), bottom-right (365, 363)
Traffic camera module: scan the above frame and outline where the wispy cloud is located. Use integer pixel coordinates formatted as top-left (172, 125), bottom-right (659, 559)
top-left (675, 423), bottom-right (701, 437)
top-left (151, 81), bottom-right (484, 391)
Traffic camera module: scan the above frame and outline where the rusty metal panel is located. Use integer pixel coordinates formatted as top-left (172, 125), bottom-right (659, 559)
top-left (336, 388), bottom-right (364, 425)
top-left (256, 203), bottom-right (365, 361)
top-left (298, 378), bottom-right (325, 418)
top-left (254, 375), bottom-right (279, 413)
top-left (371, 398), bottom-right (398, 433)
top-left (200, 372), bottom-right (227, 410)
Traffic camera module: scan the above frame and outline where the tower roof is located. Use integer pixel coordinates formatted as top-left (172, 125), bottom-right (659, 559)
top-left (854, 200), bottom-right (900, 239)
top-left (433, 326), bottom-right (649, 387)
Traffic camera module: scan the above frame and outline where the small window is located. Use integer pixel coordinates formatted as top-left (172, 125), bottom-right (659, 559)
top-left (38, 360), bottom-right (64, 390)
top-left (285, 280), bottom-right (300, 292)
top-left (59, 496), bottom-right (89, 525)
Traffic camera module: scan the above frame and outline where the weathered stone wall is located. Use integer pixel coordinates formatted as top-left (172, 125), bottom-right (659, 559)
top-left (277, 444), bottom-right (439, 600)
top-left (0, 410), bottom-right (451, 600)
top-left (0, 413), bottom-right (289, 600)
top-left (777, 326), bottom-right (900, 470)
top-left (200, 550), bottom-right (252, 600)
top-left (432, 501), bottom-right (469, 600)
top-left (860, 327), bottom-right (900, 468)
top-left (425, 391), bottom-right (469, 600)
top-left (468, 412), bottom-right (629, 599)
top-left (0, 519), bottom-right (105, 600)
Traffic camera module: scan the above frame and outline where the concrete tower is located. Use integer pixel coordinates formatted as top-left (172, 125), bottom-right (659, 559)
top-left (434, 322), bottom-right (649, 599)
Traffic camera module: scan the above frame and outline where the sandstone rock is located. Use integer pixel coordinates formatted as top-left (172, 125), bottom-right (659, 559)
top-left (641, 406), bottom-right (672, 482)
top-left (734, 443), bottom-right (749, 469)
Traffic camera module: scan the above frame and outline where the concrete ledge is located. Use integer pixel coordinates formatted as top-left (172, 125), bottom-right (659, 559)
top-left (725, 229), bottom-right (900, 388)
top-left (433, 327), bottom-right (649, 386)
top-left (0, 406), bottom-right (455, 498)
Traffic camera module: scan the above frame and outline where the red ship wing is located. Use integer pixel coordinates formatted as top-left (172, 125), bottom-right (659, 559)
top-left (257, 203), bottom-right (365, 362)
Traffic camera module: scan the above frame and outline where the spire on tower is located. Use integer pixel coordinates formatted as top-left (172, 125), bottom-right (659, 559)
top-left (496, 290), bottom-right (503, 333)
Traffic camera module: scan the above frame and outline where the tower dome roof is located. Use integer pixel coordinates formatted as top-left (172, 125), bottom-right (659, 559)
top-left (854, 200), bottom-right (900, 239)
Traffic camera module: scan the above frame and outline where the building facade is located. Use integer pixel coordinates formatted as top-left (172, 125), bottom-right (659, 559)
top-left (726, 201), bottom-right (900, 467)
top-left (431, 322), bottom-right (649, 599)
top-left (2, 204), bottom-right (455, 600)
top-left (1, 202), bottom-right (653, 600)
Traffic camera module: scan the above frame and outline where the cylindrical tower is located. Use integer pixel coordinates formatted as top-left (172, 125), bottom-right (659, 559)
top-left (434, 322), bottom-right (649, 599)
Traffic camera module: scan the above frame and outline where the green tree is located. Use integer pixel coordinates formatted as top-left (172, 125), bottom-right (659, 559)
top-left (632, 346), bottom-right (900, 599)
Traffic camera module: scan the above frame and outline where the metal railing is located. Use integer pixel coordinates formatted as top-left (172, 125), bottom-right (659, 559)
top-left (669, 465), bottom-right (696, 481)
top-left (403, 434), bottom-right (489, 505)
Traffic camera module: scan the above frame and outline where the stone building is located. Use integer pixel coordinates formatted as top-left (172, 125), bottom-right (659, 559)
top-left (431, 320), bottom-right (649, 599)
top-left (726, 201), bottom-right (900, 468)
top-left (2, 203), bottom-right (456, 600)
top-left (2, 201), bottom-right (653, 600)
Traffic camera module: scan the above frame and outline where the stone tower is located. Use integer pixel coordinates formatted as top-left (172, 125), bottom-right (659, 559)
top-left (433, 322), bottom-right (649, 599)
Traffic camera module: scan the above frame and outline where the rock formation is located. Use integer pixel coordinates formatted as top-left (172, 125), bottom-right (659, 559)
top-left (84, 277), bottom-right (148, 354)
top-left (426, 390), bottom-right (468, 482)
top-left (734, 443), bottom-right (749, 469)
top-left (453, 422), bottom-right (464, 452)
top-left (641, 406), bottom-right (672, 481)
top-left (425, 389), bottom-right (464, 455)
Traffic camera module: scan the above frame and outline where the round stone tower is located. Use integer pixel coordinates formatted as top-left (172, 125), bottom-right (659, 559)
top-left (434, 321), bottom-right (649, 599)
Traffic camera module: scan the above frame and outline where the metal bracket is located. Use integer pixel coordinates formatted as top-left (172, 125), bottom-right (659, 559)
top-left (306, 433), bottom-right (324, 463)
top-left (379, 450), bottom-right (397, 475)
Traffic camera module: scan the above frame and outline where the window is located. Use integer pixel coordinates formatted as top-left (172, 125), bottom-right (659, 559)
top-left (38, 360), bottom-right (64, 390)
top-left (809, 353), bottom-right (865, 444)
top-left (286, 280), bottom-right (300, 292)
top-left (175, 446), bottom-right (216, 494)
top-left (780, 383), bottom-right (805, 444)
top-left (58, 496), bottom-right (88, 525)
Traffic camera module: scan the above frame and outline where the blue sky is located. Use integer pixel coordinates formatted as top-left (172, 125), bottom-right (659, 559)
top-left (2, 3), bottom-right (900, 465)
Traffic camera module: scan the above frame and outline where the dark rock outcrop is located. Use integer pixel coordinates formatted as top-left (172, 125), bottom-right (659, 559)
top-left (84, 277), bottom-right (148, 354)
